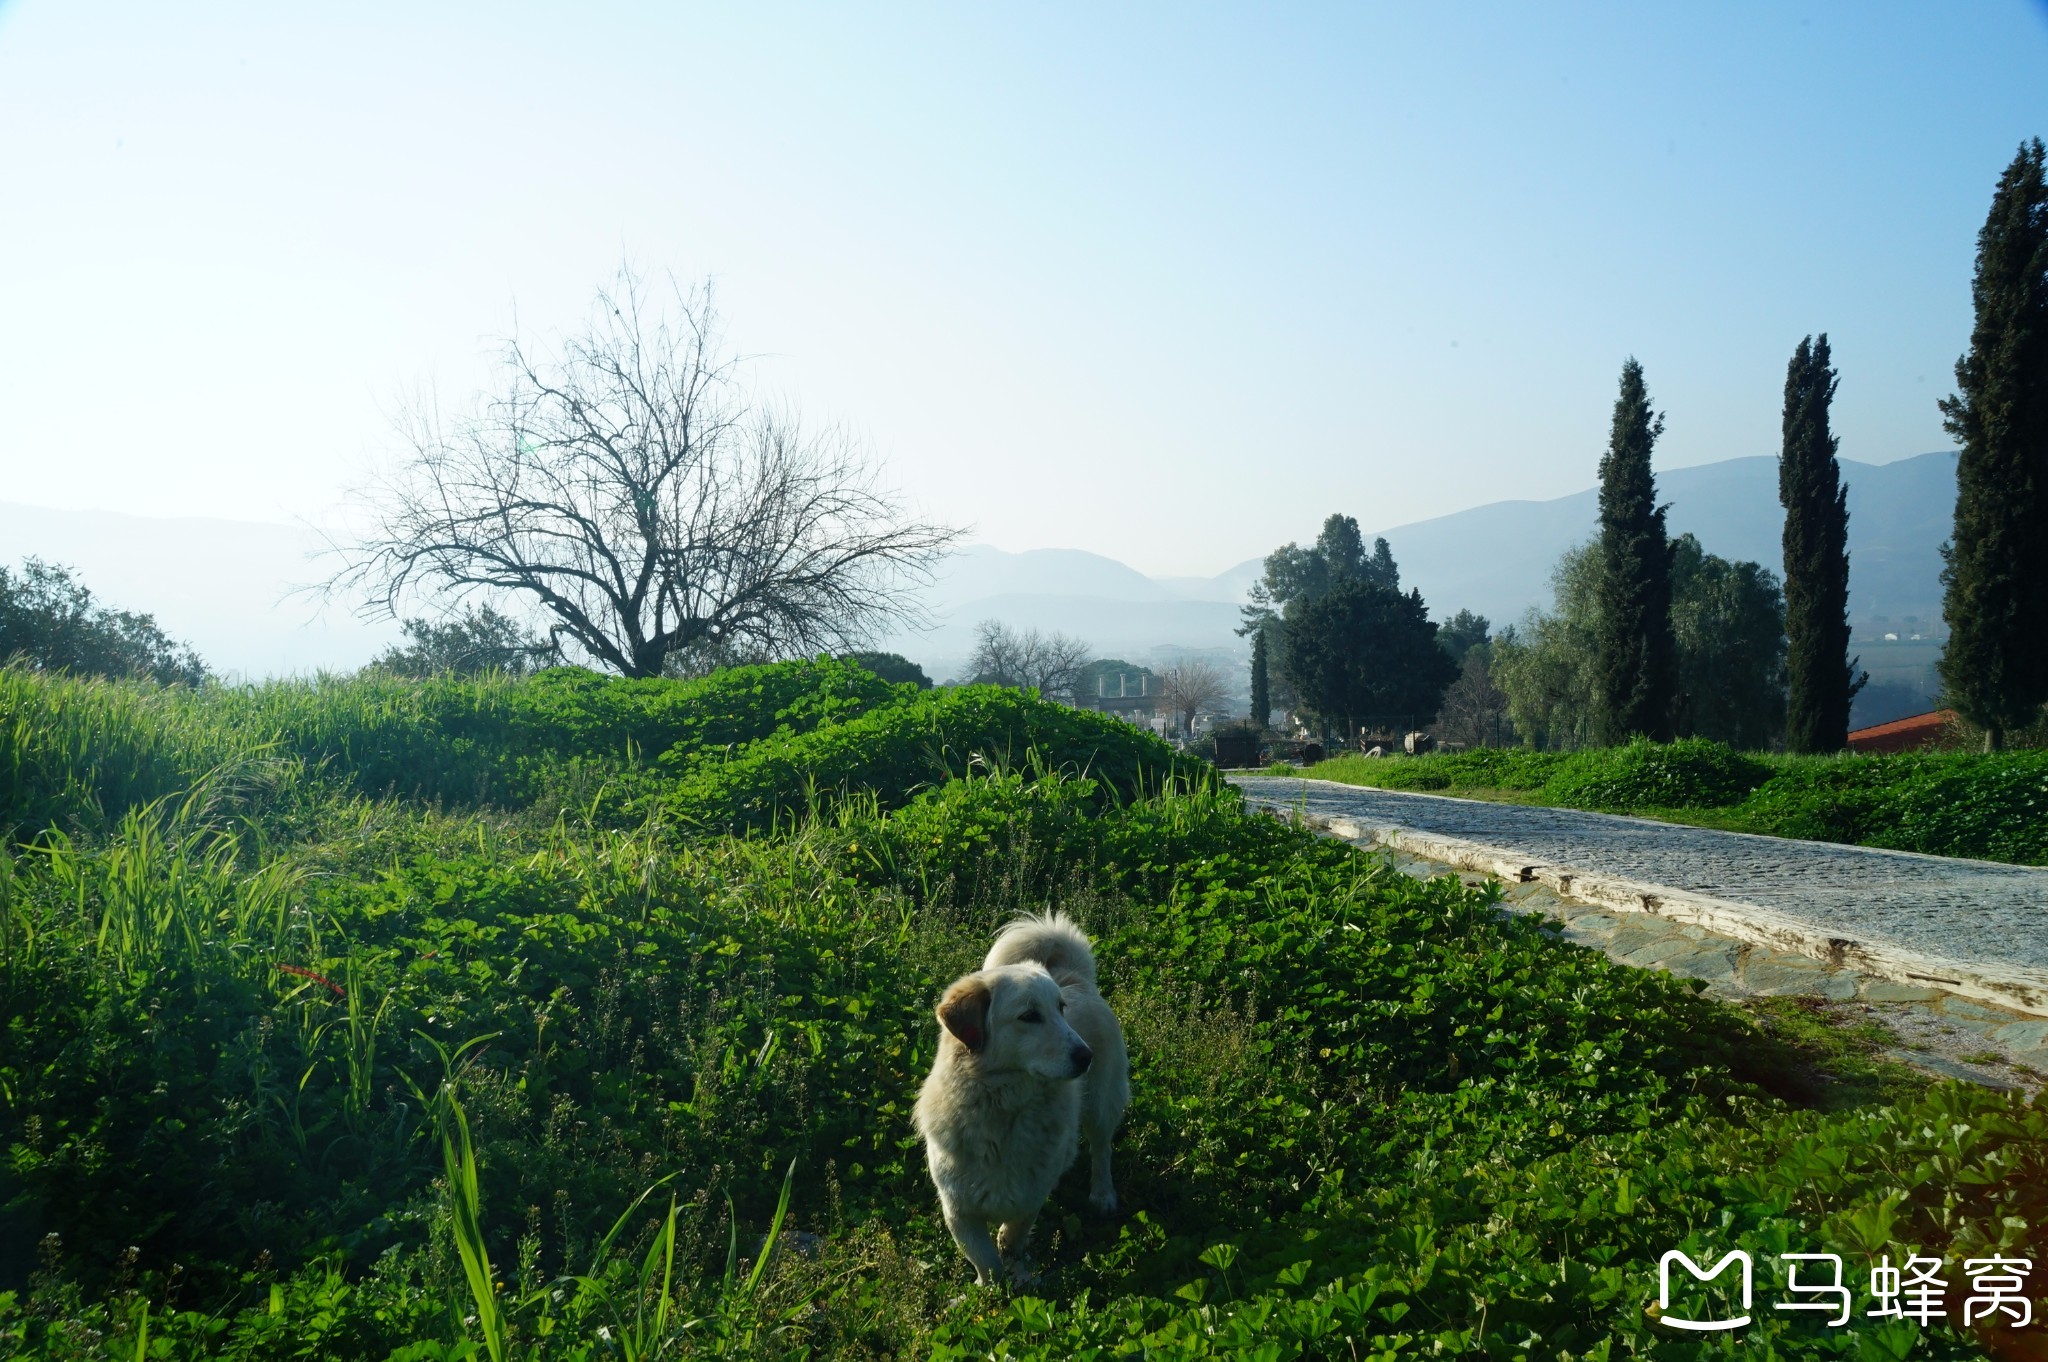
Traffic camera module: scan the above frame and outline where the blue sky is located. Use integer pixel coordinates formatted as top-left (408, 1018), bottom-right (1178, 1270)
top-left (2, 1), bottom-right (2045, 576)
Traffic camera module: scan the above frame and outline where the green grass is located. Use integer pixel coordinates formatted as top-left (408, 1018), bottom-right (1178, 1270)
top-left (1, 664), bottom-right (2042, 1359)
top-left (1301, 738), bottom-right (2048, 864)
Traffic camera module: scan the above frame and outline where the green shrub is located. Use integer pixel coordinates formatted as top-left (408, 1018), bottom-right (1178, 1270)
top-left (239, 658), bottom-right (905, 808)
top-left (0, 660), bottom-right (912, 834)
top-left (1308, 746), bottom-right (1564, 792)
top-left (1540, 737), bottom-right (1772, 810)
top-left (654, 683), bottom-right (1200, 832)
top-left (1307, 737), bottom-right (2048, 865)
top-left (1737, 749), bottom-right (2048, 862)
top-left (1312, 737), bottom-right (1772, 811)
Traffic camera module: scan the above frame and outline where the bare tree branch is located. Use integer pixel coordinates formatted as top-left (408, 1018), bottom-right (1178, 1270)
top-left (1159, 661), bottom-right (1229, 735)
top-left (968, 620), bottom-right (1092, 703)
top-left (324, 265), bottom-right (960, 678)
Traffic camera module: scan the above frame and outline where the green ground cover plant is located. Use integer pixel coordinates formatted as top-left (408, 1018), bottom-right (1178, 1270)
top-left (1, 663), bottom-right (2042, 1358)
top-left (0, 659), bottom-right (910, 840)
top-left (1305, 740), bottom-right (2048, 864)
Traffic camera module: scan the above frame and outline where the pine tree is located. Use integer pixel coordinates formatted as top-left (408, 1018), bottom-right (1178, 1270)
top-left (1249, 628), bottom-right (1271, 730)
top-left (1779, 334), bottom-right (1864, 753)
top-left (1592, 358), bottom-right (1677, 743)
top-left (1939, 139), bottom-right (2048, 752)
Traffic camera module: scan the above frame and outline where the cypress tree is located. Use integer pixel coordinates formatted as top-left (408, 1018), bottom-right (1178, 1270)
top-left (1938, 138), bottom-right (2048, 752)
top-left (1364, 537), bottom-right (1400, 591)
top-left (1779, 334), bottom-right (1864, 752)
top-left (1250, 628), bottom-right (1271, 730)
top-left (1592, 358), bottom-right (1677, 743)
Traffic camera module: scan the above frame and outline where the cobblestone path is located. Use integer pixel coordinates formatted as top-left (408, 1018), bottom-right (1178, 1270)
top-left (1229, 776), bottom-right (2048, 1084)
top-left (1229, 776), bottom-right (2048, 978)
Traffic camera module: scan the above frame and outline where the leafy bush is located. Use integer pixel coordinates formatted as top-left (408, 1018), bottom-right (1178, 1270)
top-left (0, 659), bottom-right (910, 834)
top-left (248, 657), bottom-right (906, 807)
top-left (1737, 749), bottom-right (2048, 862)
top-left (654, 683), bottom-right (1199, 832)
top-left (1311, 746), bottom-right (1565, 793)
top-left (0, 559), bottom-right (207, 687)
top-left (366, 603), bottom-right (551, 677)
top-left (1540, 736), bottom-right (1772, 810)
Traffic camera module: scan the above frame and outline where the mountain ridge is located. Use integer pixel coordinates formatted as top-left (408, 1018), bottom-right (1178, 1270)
top-left (0, 450), bottom-right (1958, 682)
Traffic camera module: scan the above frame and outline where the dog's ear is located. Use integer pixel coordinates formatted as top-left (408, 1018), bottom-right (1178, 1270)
top-left (937, 975), bottom-right (992, 1053)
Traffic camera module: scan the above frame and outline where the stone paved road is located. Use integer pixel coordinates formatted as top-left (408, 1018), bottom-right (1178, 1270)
top-left (1229, 776), bottom-right (2048, 977)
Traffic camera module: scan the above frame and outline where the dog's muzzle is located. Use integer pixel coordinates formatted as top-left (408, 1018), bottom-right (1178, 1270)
top-left (1068, 1044), bottom-right (1093, 1076)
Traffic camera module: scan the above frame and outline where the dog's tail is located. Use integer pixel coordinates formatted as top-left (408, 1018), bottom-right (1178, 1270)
top-left (983, 911), bottom-right (1097, 989)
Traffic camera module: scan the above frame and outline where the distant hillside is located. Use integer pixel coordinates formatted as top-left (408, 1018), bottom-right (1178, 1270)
top-left (1366, 450), bottom-right (1956, 632)
top-left (882, 451), bottom-right (1959, 683)
top-left (1, 451), bottom-right (1959, 686)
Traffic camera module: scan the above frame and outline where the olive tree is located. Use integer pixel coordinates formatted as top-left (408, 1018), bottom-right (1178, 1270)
top-left (367, 603), bottom-right (550, 677)
top-left (330, 268), bottom-right (958, 678)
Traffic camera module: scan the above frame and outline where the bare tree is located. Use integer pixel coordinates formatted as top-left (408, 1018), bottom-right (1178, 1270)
top-left (1027, 631), bottom-right (1092, 704)
top-left (327, 267), bottom-right (959, 678)
top-left (1158, 660), bottom-right (1228, 735)
top-left (968, 620), bottom-right (1028, 686)
top-left (1436, 648), bottom-right (1511, 747)
top-left (968, 620), bottom-right (1092, 702)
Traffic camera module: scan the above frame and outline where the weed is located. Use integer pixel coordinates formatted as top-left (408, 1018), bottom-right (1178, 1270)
top-left (4, 663), bottom-right (2044, 1360)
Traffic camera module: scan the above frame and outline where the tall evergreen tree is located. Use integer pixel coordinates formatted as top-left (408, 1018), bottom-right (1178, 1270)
top-left (1316, 515), bottom-right (1368, 581)
top-left (1592, 358), bottom-right (1677, 743)
top-left (1285, 581), bottom-right (1458, 735)
top-left (1236, 513), bottom-right (1396, 712)
top-left (1779, 334), bottom-right (1865, 752)
top-left (1938, 138), bottom-right (2048, 752)
top-left (1249, 628), bottom-right (1271, 730)
top-left (1362, 537), bottom-right (1400, 592)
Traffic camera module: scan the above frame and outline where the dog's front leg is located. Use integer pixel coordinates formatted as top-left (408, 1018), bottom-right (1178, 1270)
top-left (1084, 1118), bottom-right (1119, 1215)
top-left (997, 1211), bottom-right (1039, 1282)
top-left (942, 1205), bottom-right (1005, 1286)
top-left (1085, 1144), bottom-right (1117, 1215)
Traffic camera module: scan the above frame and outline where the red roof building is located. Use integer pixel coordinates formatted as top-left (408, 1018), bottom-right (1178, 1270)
top-left (1846, 709), bottom-right (1956, 755)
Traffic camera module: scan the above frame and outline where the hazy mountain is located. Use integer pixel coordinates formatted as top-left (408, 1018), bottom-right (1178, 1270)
top-left (0, 451), bottom-right (1959, 687)
top-left (915, 545), bottom-right (1187, 610)
top-left (1366, 449), bottom-right (1958, 632)
top-left (876, 451), bottom-right (1959, 692)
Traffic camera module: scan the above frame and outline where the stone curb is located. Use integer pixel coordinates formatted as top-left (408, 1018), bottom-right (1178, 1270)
top-left (1301, 813), bottom-right (2048, 1020)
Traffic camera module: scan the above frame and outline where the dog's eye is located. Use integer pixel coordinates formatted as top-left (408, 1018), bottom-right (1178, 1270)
top-left (1018, 1010), bottom-right (1044, 1024)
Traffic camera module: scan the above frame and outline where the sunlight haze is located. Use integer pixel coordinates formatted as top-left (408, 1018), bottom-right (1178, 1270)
top-left (3, 1), bottom-right (2046, 580)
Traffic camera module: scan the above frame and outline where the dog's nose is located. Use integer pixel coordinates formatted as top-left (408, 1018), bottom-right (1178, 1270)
top-left (1070, 1045), bottom-right (1093, 1074)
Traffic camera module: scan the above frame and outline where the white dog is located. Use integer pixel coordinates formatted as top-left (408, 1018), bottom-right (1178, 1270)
top-left (911, 912), bottom-right (1130, 1284)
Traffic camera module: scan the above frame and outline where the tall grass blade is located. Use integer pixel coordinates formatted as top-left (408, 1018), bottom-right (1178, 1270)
top-left (742, 1157), bottom-right (798, 1300)
top-left (438, 1090), bottom-right (507, 1362)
